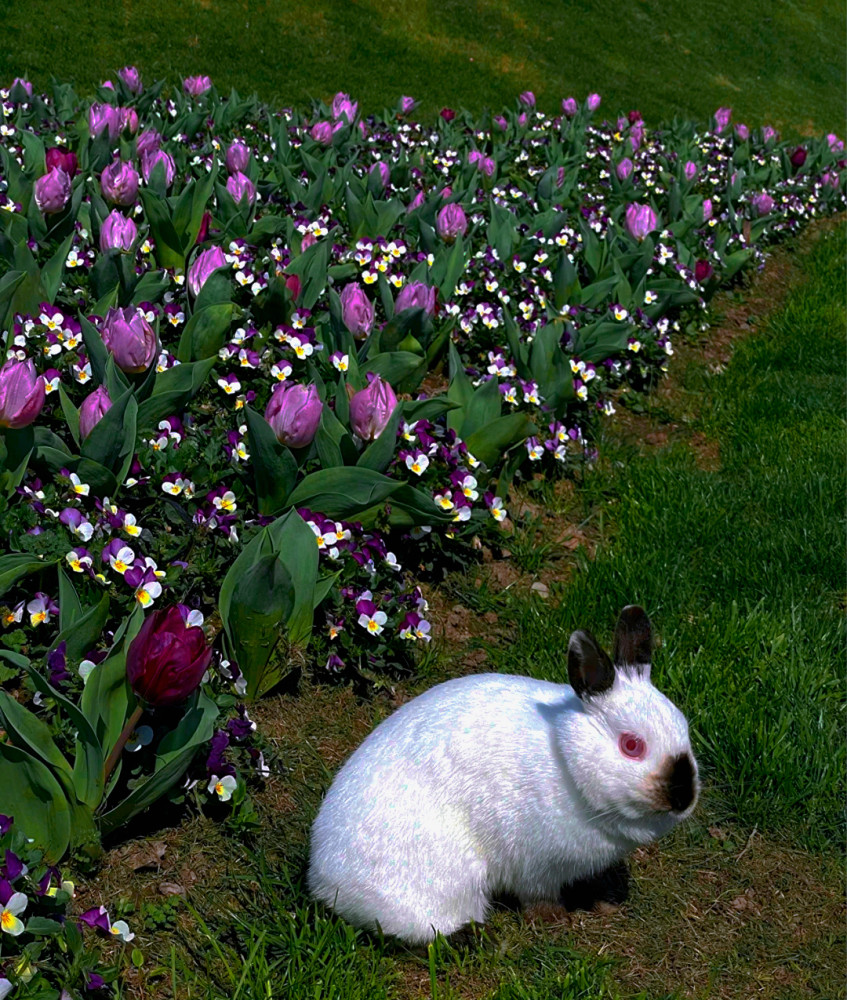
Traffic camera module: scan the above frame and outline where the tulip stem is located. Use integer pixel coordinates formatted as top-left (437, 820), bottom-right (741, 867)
top-left (103, 704), bottom-right (144, 785)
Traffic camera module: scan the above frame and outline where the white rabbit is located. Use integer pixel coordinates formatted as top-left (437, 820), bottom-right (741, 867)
top-left (308, 606), bottom-right (698, 944)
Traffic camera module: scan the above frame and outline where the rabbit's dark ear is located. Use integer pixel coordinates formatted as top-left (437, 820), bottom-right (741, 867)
top-left (568, 630), bottom-right (615, 699)
top-left (613, 605), bottom-right (652, 672)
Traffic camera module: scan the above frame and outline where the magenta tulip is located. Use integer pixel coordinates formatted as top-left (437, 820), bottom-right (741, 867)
top-left (120, 107), bottom-right (139, 135)
top-left (118, 66), bottom-right (142, 94)
top-left (625, 203), bottom-right (657, 241)
top-left (519, 91), bottom-right (536, 108)
top-left (9, 78), bottom-right (33, 101)
top-left (616, 158), bottom-right (634, 182)
top-left (395, 281), bottom-right (436, 317)
top-left (406, 189), bottom-right (426, 214)
top-left (561, 97), bottom-right (578, 117)
top-left (340, 283), bottom-right (375, 339)
top-left (586, 93), bottom-right (601, 111)
top-left (0, 359), bottom-right (45, 429)
top-left (126, 606), bottom-right (212, 707)
top-left (34, 167), bottom-right (71, 215)
top-left (89, 103), bottom-right (121, 141)
top-left (100, 210), bottom-right (137, 252)
top-left (310, 121), bottom-right (333, 146)
top-left (100, 159), bottom-right (139, 206)
top-left (751, 192), bottom-right (774, 217)
top-left (789, 146), bottom-right (807, 170)
top-left (702, 198), bottom-right (713, 222)
top-left (400, 96), bottom-right (417, 114)
top-left (79, 386), bottom-right (112, 438)
top-left (101, 306), bottom-right (158, 373)
top-left (136, 130), bottom-right (162, 158)
top-left (713, 107), bottom-right (732, 133)
top-left (45, 147), bottom-right (78, 178)
top-left (734, 123), bottom-right (749, 141)
top-left (331, 92), bottom-right (358, 123)
top-left (349, 376), bottom-right (398, 442)
top-left (226, 139), bottom-right (250, 174)
top-left (226, 171), bottom-right (256, 207)
top-left (683, 161), bottom-right (698, 182)
top-left (436, 202), bottom-right (468, 242)
top-left (264, 382), bottom-right (322, 448)
top-left (140, 149), bottom-right (176, 187)
top-left (183, 75), bottom-right (212, 98)
top-left (188, 246), bottom-right (229, 297)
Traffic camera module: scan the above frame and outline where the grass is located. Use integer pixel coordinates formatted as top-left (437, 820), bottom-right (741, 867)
top-left (109, 221), bottom-right (845, 1000)
top-left (3, 1), bottom-right (845, 135)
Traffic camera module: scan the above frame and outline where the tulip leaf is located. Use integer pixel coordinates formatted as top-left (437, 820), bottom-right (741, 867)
top-left (357, 403), bottom-right (403, 474)
top-left (366, 351), bottom-right (427, 389)
top-left (80, 385), bottom-right (137, 479)
top-left (402, 397), bottom-right (460, 423)
top-left (177, 302), bottom-right (234, 361)
top-left (58, 566), bottom-right (83, 633)
top-left (287, 466), bottom-right (403, 521)
top-left (284, 239), bottom-right (329, 311)
top-left (78, 312), bottom-right (110, 385)
top-left (315, 406), bottom-right (356, 469)
top-left (0, 690), bottom-right (72, 779)
top-left (0, 270), bottom-right (26, 331)
top-left (130, 268), bottom-right (170, 306)
top-left (136, 356), bottom-right (216, 431)
top-left (385, 483), bottom-right (455, 526)
top-left (41, 232), bottom-right (75, 303)
top-left (0, 553), bottom-right (50, 600)
top-left (193, 265), bottom-right (232, 312)
top-left (57, 383), bottom-right (80, 448)
top-left (244, 405), bottom-right (299, 515)
top-left (446, 342), bottom-right (474, 433)
top-left (457, 377), bottom-right (501, 440)
top-left (266, 509), bottom-right (320, 647)
top-left (140, 188), bottom-right (184, 271)
top-left (0, 743), bottom-right (71, 863)
top-left (0, 424), bottom-right (35, 497)
top-left (53, 591), bottom-right (110, 664)
top-left (81, 649), bottom-right (131, 754)
top-left (464, 413), bottom-right (535, 468)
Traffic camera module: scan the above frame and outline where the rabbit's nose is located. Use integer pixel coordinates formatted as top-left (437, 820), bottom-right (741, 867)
top-left (666, 753), bottom-right (697, 813)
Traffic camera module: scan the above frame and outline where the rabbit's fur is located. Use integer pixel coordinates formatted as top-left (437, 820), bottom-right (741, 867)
top-left (308, 606), bottom-right (698, 943)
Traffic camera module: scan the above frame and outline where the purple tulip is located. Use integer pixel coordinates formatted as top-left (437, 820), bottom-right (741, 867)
top-left (226, 139), bottom-right (250, 174)
top-left (226, 170), bottom-right (256, 207)
top-left (751, 192), bottom-right (774, 217)
top-left (45, 147), bottom-right (78, 178)
top-left (100, 159), bottom-right (139, 206)
top-left (734, 123), bottom-right (749, 141)
top-left (101, 306), bottom-right (158, 373)
top-left (367, 161), bottom-right (390, 192)
top-left (310, 121), bottom-right (333, 146)
top-left (789, 146), bottom-right (807, 170)
top-left (517, 112), bottom-right (527, 127)
top-left (0, 359), bottom-right (46, 429)
top-left (713, 107), bottom-right (732, 133)
top-left (762, 126), bottom-right (779, 145)
top-left (436, 202), bottom-right (468, 242)
top-left (188, 245), bottom-right (229, 297)
top-left (10, 78), bottom-right (33, 101)
top-left (140, 149), bottom-right (176, 187)
top-left (586, 93), bottom-right (601, 111)
top-left (400, 96), bottom-right (417, 114)
top-left (183, 75), bottom-right (212, 98)
top-left (616, 158), bottom-right (634, 182)
top-left (264, 382), bottom-right (322, 448)
top-left (34, 167), bottom-right (71, 215)
top-left (118, 66), bottom-right (142, 94)
top-left (331, 92), bottom-right (358, 123)
top-left (629, 122), bottom-right (644, 151)
top-left (136, 130), bottom-right (162, 158)
top-left (406, 189), bottom-right (426, 214)
top-left (89, 103), bottom-right (121, 141)
top-left (340, 282), bottom-right (375, 339)
top-left (79, 386), bottom-right (112, 438)
top-left (126, 606), bottom-right (212, 707)
top-left (702, 198), bottom-right (713, 222)
top-left (493, 115), bottom-right (508, 131)
top-left (625, 203), bottom-right (657, 241)
top-left (120, 107), bottom-right (139, 135)
top-left (683, 161), bottom-right (698, 182)
top-left (826, 132), bottom-right (844, 153)
top-left (395, 281), bottom-right (436, 317)
top-left (519, 91), bottom-right (536, 107)
top-left (694, 260), bottom-right (714, 284)
top-left (100, 210), bottom-right (137, 252)
top-left (349, 376), bottom-right (398, 442)
top-left (561, 97), bottom-right (578, 117)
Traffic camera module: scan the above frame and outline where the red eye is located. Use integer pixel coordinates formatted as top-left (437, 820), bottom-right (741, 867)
top-left (619, 732), bottom-right (646, 760)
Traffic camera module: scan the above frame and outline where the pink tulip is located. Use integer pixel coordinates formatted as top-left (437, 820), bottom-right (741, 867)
top-left (226, 171), bottom-right (256, 207)
top-left (79, 386), bottom-right (112, 438)
top-left (136, 130), bottom-right (163, 158)
top-left (519, 91), bottom-right (536, 107)
top-left (436, 203), bottom-right (468, 242)
top-left (226, 139), bottom-right (250, 174)
top-left (100, 159), bottom-right (139, 206)
top-left (100, 210), bottom-right (138, 252)
top-left (140, 149), bottom-right (176, 187)
top-left (101, 307), bottom-right (158, 373)
top-left (89, 103), bottom-right (121, 141)
top-left (683, 161), bottom-right (698, 182)
top-left (395, 281), bottom-right (436, 316)
top-left (264, 382), bottom-right (322, 448)
top-left (586, 93), bottom-right (601, 111)
top-left (0, 359), bottom-right (45, 429)
top-left (713, 107), bottom-right (732, 133)
top-left (331, 92), bottom-right (358, 123)
top-left (34, 167), bottom-right (71, 215)
top-left (310, 121), bottom-right (333, 146)
top-left (349, 376), bottom-right (398, 442)
top-left (561, 97), bottom-right (578, 117)
top-left (616, 158), bottom-right (634, 182)
top-left (625, 203), bottom-right (657, 241)
top-left (183, 75), bottom-right (212, 98)
top-left (118, 66), bottom-right (142, 94)
top-left (340, 283), bottom-right (375, 339)
top-left (188, 246), bottom-right (229, 297)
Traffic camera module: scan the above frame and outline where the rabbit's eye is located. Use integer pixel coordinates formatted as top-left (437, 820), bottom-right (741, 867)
top-left (619, 732), bottom-right (646, 760)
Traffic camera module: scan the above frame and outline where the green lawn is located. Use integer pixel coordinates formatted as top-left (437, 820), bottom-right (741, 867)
top-left (4, 0), bottom-right (845, 135)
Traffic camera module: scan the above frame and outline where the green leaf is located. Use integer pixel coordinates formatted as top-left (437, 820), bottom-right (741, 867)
top-left (81, 649), bottom-right (131, 754)
top-left (458, 378), bottom-right (501, 439)
top-left (366, 351), bottom-right (428, 388)
top-left (464, 413), bottom-right (535, 468)
top-left (140, 188), bottom-right (185, 270)
top-left (78, 312), bottom-right (110, 385)
top-left (0, 743), bottom-right (71, 862)
top-left (136, 357), bottom-right (216, 430)
top-left (0, 690), bottom-right (72, 778)
top-left (80, 385), bottom-right (137, 478)
top-left (287, 466), bottom-right (403, 521)
top-left (446, 342), bottom-right (474, 434)
top-left (0, 553), bottom-right (49, 600)
top-left (244, 405), bottom-right (299, 515)
top-left (54, 591), bottom-right (110, 663)
top-left (268, 509), bottom-right (319, 648)
top-left (41, 233), bottom-right (75, 303)
top-left (58, 566), bottom-right (83, 633)
top-left (25, 917), bottom-right (64, 936)
top-left (386, 483), bottom-right (454, 526)
top-left (57, 383), bottom-right (80, 448)
top-left (177, 303), bottom-right (234, 361)
top-left (0, 424), bottom-right (35, 496)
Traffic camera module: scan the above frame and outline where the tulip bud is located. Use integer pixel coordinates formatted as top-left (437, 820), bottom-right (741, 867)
top-left (519, 91), bottom-right (536, 108)
top-left (625, 203), bottom-right (657, 241)
top-left (188, 246), bottom-right (229, 297)
top-left (264, 382), bottom-right (322, 448)
top-left (226, 171), bottom-right (256, 208)
top-left (629, 122), bottom-right (644, 151)
top-left (493, 115), bottom-right (508, 131)
top-left (517, 113), bottom-right (527, 127)
top-left (310, 121), bottom-right (333, 146)
top-left (118, 66), bottom-right (142, 94)
top-left (331, 92), bottom-right (358, 123)
top-left (45, 147), bottom-right (78, 178)
top-left (101, 306), bottom-right (158, 373)
top-left (694, 260), bottom-right (714, 284)
top-left (406, 189), bottom-right (426, 214)
top-left (702, 198), bottom-right (713, 222)
top-left (616, 158), bottom-right (634, 182)
top-left (713, 107), bottom-right (732, 133)
top-left (340, 282), bottom-right (375, 339)
top-left (183, 75), bottom-right (212, 98)
top-left (762, 126), bottom-right (779, 145)
top-left (9, 78), bottom-right (33, 102)
top-left (141, 149), bottom-right (176, 187)
top-left (683, 161), bottom-right (698, 182)
top-left (400, 96), bottom-right (417, 114)
top-left (751, 192), bottom-right (774, 217)
top-left (734, 123), bottom-right (749, 141)
top-left (126, 606), bottom-right (212, 707)
top-left (226, 139), bottom-right (250, 174)
top-left (120, 107), bottom-right (139, 135)
top-left (34, 167), bottom-right (71, 215)
top-left (826, 133), bottom-right (844, 153)
top-left (0, 358), bottom-right (46, 429)
top-left (561, 97), bottom-right (578, 117)
top-left (789, 146), bottom-right (807, 170)
top-left (440, 108), bottom-right (456, 122)
top-left (436, 202), bottom-right (468, 242)
top-left (586, 93), bottom-right (601, 112)
top-left (136, 130), bottom-right (163, 158)
top-left (368, 161), bottom-right (391, 191)
top-left (395, 281), bottom-right (436, 316)
top-left (89, 103), bottom-right (121, 141)
top-left (100, 159), bottom-right (139, 206)
top-left (349, 376), bottom-right (398, 442)
top-left (79, 386), bottom-right (112, 438)
top-left (100, 210), bottom-right (137, 252)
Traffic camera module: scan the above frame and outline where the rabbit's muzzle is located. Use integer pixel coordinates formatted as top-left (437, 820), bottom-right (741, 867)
top-left (648, 752), bottom-right (698, 814)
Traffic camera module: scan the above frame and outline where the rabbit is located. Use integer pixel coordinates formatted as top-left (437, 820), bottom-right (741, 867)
top-left (308, 605), bottom-right (698, 944)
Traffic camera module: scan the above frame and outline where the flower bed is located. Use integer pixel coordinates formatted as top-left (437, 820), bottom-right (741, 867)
top-left (0, 70), bottom-right (843, 988)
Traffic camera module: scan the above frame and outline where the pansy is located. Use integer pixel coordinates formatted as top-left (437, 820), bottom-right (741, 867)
top-left (485, 493), bottom-right (507, 522)
top-left (108, 545), bottom-right (135, 574)
top-left (110, 919), bottom-right (135, 942)
top-left (405, 452), bottom-right (429, 476)
top-left (3, 602), bottom-right (23, 626)
top-left (27, 592), bottom-right (58, 626)
top-left (0, 892), bottom-right (26, 936)
top-left (208, 774), bottom-right (237, 801)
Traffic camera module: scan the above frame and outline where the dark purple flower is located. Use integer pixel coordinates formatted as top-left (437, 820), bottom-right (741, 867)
top-left (0, 816), bottom-right (12, 835)
top-left (79, 906), bottom-right (112, 934)
top-left (45, 147), bottom-right (79, 178)
top-left (694, 260), bottom-right (714, 283)
top-left (126, 606), bottom-right (212, 707)
top-left (440, 108), bottom-right (456, 122)
top-left (789, 145), bottom-right (807, 170)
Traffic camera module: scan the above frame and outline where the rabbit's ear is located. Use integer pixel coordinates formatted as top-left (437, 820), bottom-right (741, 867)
top-left (612, 605), bottom-right (652, 674)
top-left (568, 630), bottom-right (615, 699)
